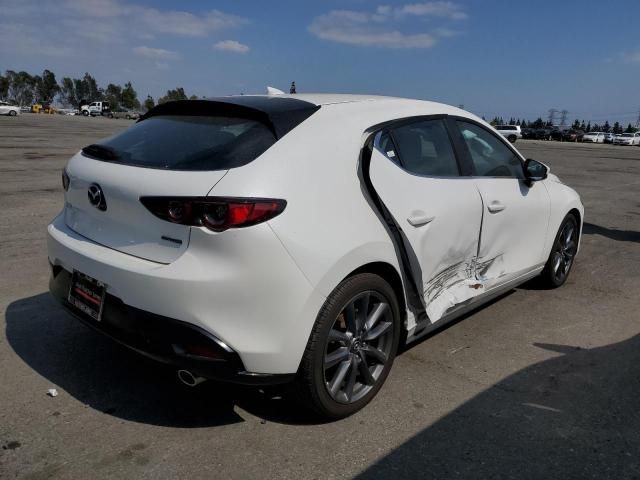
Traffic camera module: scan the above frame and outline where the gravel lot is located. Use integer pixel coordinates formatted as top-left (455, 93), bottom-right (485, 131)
top-left (1, 114), bottom-right (639, 479)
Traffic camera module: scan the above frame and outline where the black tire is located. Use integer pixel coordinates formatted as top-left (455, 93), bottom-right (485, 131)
top-left (9, 110), bottom-right (17, 116)
top-left (539, 214), bottom-right (579, 288)
top-left (294, 273), bottom-right (401, 419)
top-left (82, 110), bottom-right (89, 116)
top-left (508, 135), bottom-right (517, 143)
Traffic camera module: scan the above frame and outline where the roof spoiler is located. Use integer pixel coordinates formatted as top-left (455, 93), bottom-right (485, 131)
top-left (139, 98), bottom-right (320, 139)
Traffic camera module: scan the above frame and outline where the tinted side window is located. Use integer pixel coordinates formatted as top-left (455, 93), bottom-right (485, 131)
top-left (457, 121), bottom-right (524, 178)
top-left (389, 119), bottom-right (459, 176)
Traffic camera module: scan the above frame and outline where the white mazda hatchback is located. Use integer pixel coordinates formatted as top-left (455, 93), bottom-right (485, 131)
top-left (48, 94), bottom-right (583, 418)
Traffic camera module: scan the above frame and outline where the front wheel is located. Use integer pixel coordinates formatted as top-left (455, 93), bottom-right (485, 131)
top-left (540, 214), bottom-right (579, 288)
top-left (9, 110), bottom-right (17, 116)
top-left (295, 273), bottom-right (401, 419)
top-left (508, 135), bottom-right (517, 143)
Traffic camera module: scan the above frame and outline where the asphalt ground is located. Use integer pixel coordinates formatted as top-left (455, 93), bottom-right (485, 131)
top-left (1, 114), bottom-right (639, 479)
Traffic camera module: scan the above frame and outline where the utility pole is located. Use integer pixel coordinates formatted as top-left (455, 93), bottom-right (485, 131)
top-left (547, 108), bottom-right (557, 126)
top-left (560, 109), bottom-right (568, 126)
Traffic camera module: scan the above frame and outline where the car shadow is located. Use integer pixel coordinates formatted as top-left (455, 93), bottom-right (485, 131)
top-left (4, 293), bottom-right (318, 428)
top-left (582, 222), bottom-right (640, 243)
top-left (355, 334), bottom-right (640, 479)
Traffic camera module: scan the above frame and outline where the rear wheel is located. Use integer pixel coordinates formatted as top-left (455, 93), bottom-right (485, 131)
top-left (508, 135), bottom-right (517, 143)
top-left (540, 214), bottom-right (578, 288)
top-left (9, 110), bottom-right (17, 116)
top-left (295, 273), bottom-right (401, 419)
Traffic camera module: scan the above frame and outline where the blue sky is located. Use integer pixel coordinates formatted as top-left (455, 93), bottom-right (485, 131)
top-left (1, 0), bottom-right (639, 124)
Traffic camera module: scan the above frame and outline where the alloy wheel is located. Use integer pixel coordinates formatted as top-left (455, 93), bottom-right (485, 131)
top-left (552, 220), bottom-right (577, 282)
top-left (323, 291), bottom-right (394, 404)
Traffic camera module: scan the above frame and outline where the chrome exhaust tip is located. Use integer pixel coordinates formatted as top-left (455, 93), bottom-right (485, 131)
top-left (177, 369), bottom-right (206, 387)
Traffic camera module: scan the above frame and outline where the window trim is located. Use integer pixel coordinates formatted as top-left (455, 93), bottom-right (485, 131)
top-left (450, 116), bottom-right (527, 180)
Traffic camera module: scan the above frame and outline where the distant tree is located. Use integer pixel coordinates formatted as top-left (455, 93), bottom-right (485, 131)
top-left (59, 77), bottom-right (77, 107)
top-left (189, 94), bottom-right (198, 100)
top-left (34, 69), bottom-right (59, 103)
top-left (586, 122), bottom-right (591, 132)
top-left (612, 122), bottom-right (622, 134)
top-left (73, 78), bottom-right (88, 104)
top-left (120, 82), bottom-right (140, 109)
top-left (602, 121), bottom-right (611, 133)
top-left (531, 118), bottom-right (545, 129)
top-left (625, 123), bottom-right (637, 133)
top-left (580, 121), bottom-right (586, 131)
top-left (572, 119), bottom-right (580, 129)
top-left (5, 70), bottom-right (37, 105)
top-left (158, 87), bottom-right (188, 104)
top-left (104, 83), bottom-right (122, 110)
top-left (83, 72), bottom-right (102, 100)
top-left (143, 95), bottom-right (155, 111)
top-left (0, 74), bottom-right (8, 100)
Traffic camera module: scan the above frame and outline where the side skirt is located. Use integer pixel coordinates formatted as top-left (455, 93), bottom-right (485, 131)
top-left (406, 265), bottom-right (544, 344)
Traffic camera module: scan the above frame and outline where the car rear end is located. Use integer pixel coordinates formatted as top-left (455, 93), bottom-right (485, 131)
top-left (47, 98), bottom-right (325, 381)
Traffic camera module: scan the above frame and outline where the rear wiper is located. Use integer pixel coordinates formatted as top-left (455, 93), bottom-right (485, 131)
top-left (82, 144), bottom-right (121, 161)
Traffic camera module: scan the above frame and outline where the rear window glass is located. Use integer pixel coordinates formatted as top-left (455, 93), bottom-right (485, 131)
top-left (85, 115), bottom-right (277, 171)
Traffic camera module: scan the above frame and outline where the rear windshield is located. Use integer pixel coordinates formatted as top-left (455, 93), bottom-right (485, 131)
top-left (84, 115), bottom-right (277, 171)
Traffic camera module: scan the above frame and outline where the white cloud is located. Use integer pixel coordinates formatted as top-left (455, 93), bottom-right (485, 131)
top-left (0, 0), bottom-right (248, 63)
top-left (309, 3), bottom-right (466, 49)
top-left (213, 40), bottom-right (250, 54)
top-left (616, 50), bottom-right (640, 63)
top-left (133, 46), bottom-right (180, 60)
top-left (137, 9), bottom-right (247, 37)
top-left (394, 2), bottom-right (467, 20)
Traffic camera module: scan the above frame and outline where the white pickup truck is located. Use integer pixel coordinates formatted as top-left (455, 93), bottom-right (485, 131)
top-left (80, 101), bottom-right (111, 117)
top-left (494, 125), bottom-right (522, 143)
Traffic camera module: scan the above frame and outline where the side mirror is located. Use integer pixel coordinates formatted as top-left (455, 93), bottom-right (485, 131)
top-left (524, 158), bottom-right (548, 185)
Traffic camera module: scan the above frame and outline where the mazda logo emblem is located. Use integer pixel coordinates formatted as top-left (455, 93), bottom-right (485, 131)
top-left (88, 183), bottom-right (107, 211)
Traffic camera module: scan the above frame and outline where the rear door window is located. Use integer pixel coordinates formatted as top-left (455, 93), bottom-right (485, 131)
top-left (84, 115), bottom-right (277, 171)
top-left (385, 119), bottom-right (459, 177)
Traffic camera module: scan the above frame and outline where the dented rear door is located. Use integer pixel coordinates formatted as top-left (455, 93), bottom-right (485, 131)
top-left (368, 119), bottom-right (483, 323)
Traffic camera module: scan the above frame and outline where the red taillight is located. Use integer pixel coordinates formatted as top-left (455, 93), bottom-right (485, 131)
top-left (140, 197), bottom-right (286, 232)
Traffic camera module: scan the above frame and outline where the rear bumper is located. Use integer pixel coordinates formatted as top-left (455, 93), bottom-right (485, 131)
top-left (47, 212), bottom-right (325, 375)
top-left (49, 267), bottom-right (293, 385)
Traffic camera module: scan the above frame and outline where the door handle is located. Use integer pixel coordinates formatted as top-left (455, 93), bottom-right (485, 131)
top-left (407, 214), bottom-right (435, 227)
top-left (487, 202), bottom-right (506, 213)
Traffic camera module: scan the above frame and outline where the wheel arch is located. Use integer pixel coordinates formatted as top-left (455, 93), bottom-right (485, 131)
top-left (342, 261), bottom-right (408, 331)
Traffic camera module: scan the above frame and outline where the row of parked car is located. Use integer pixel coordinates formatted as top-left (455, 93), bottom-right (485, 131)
top-left (0, 100), bottom-right (140, 120)
top-left (494, 124), bottom-right (640, 146)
